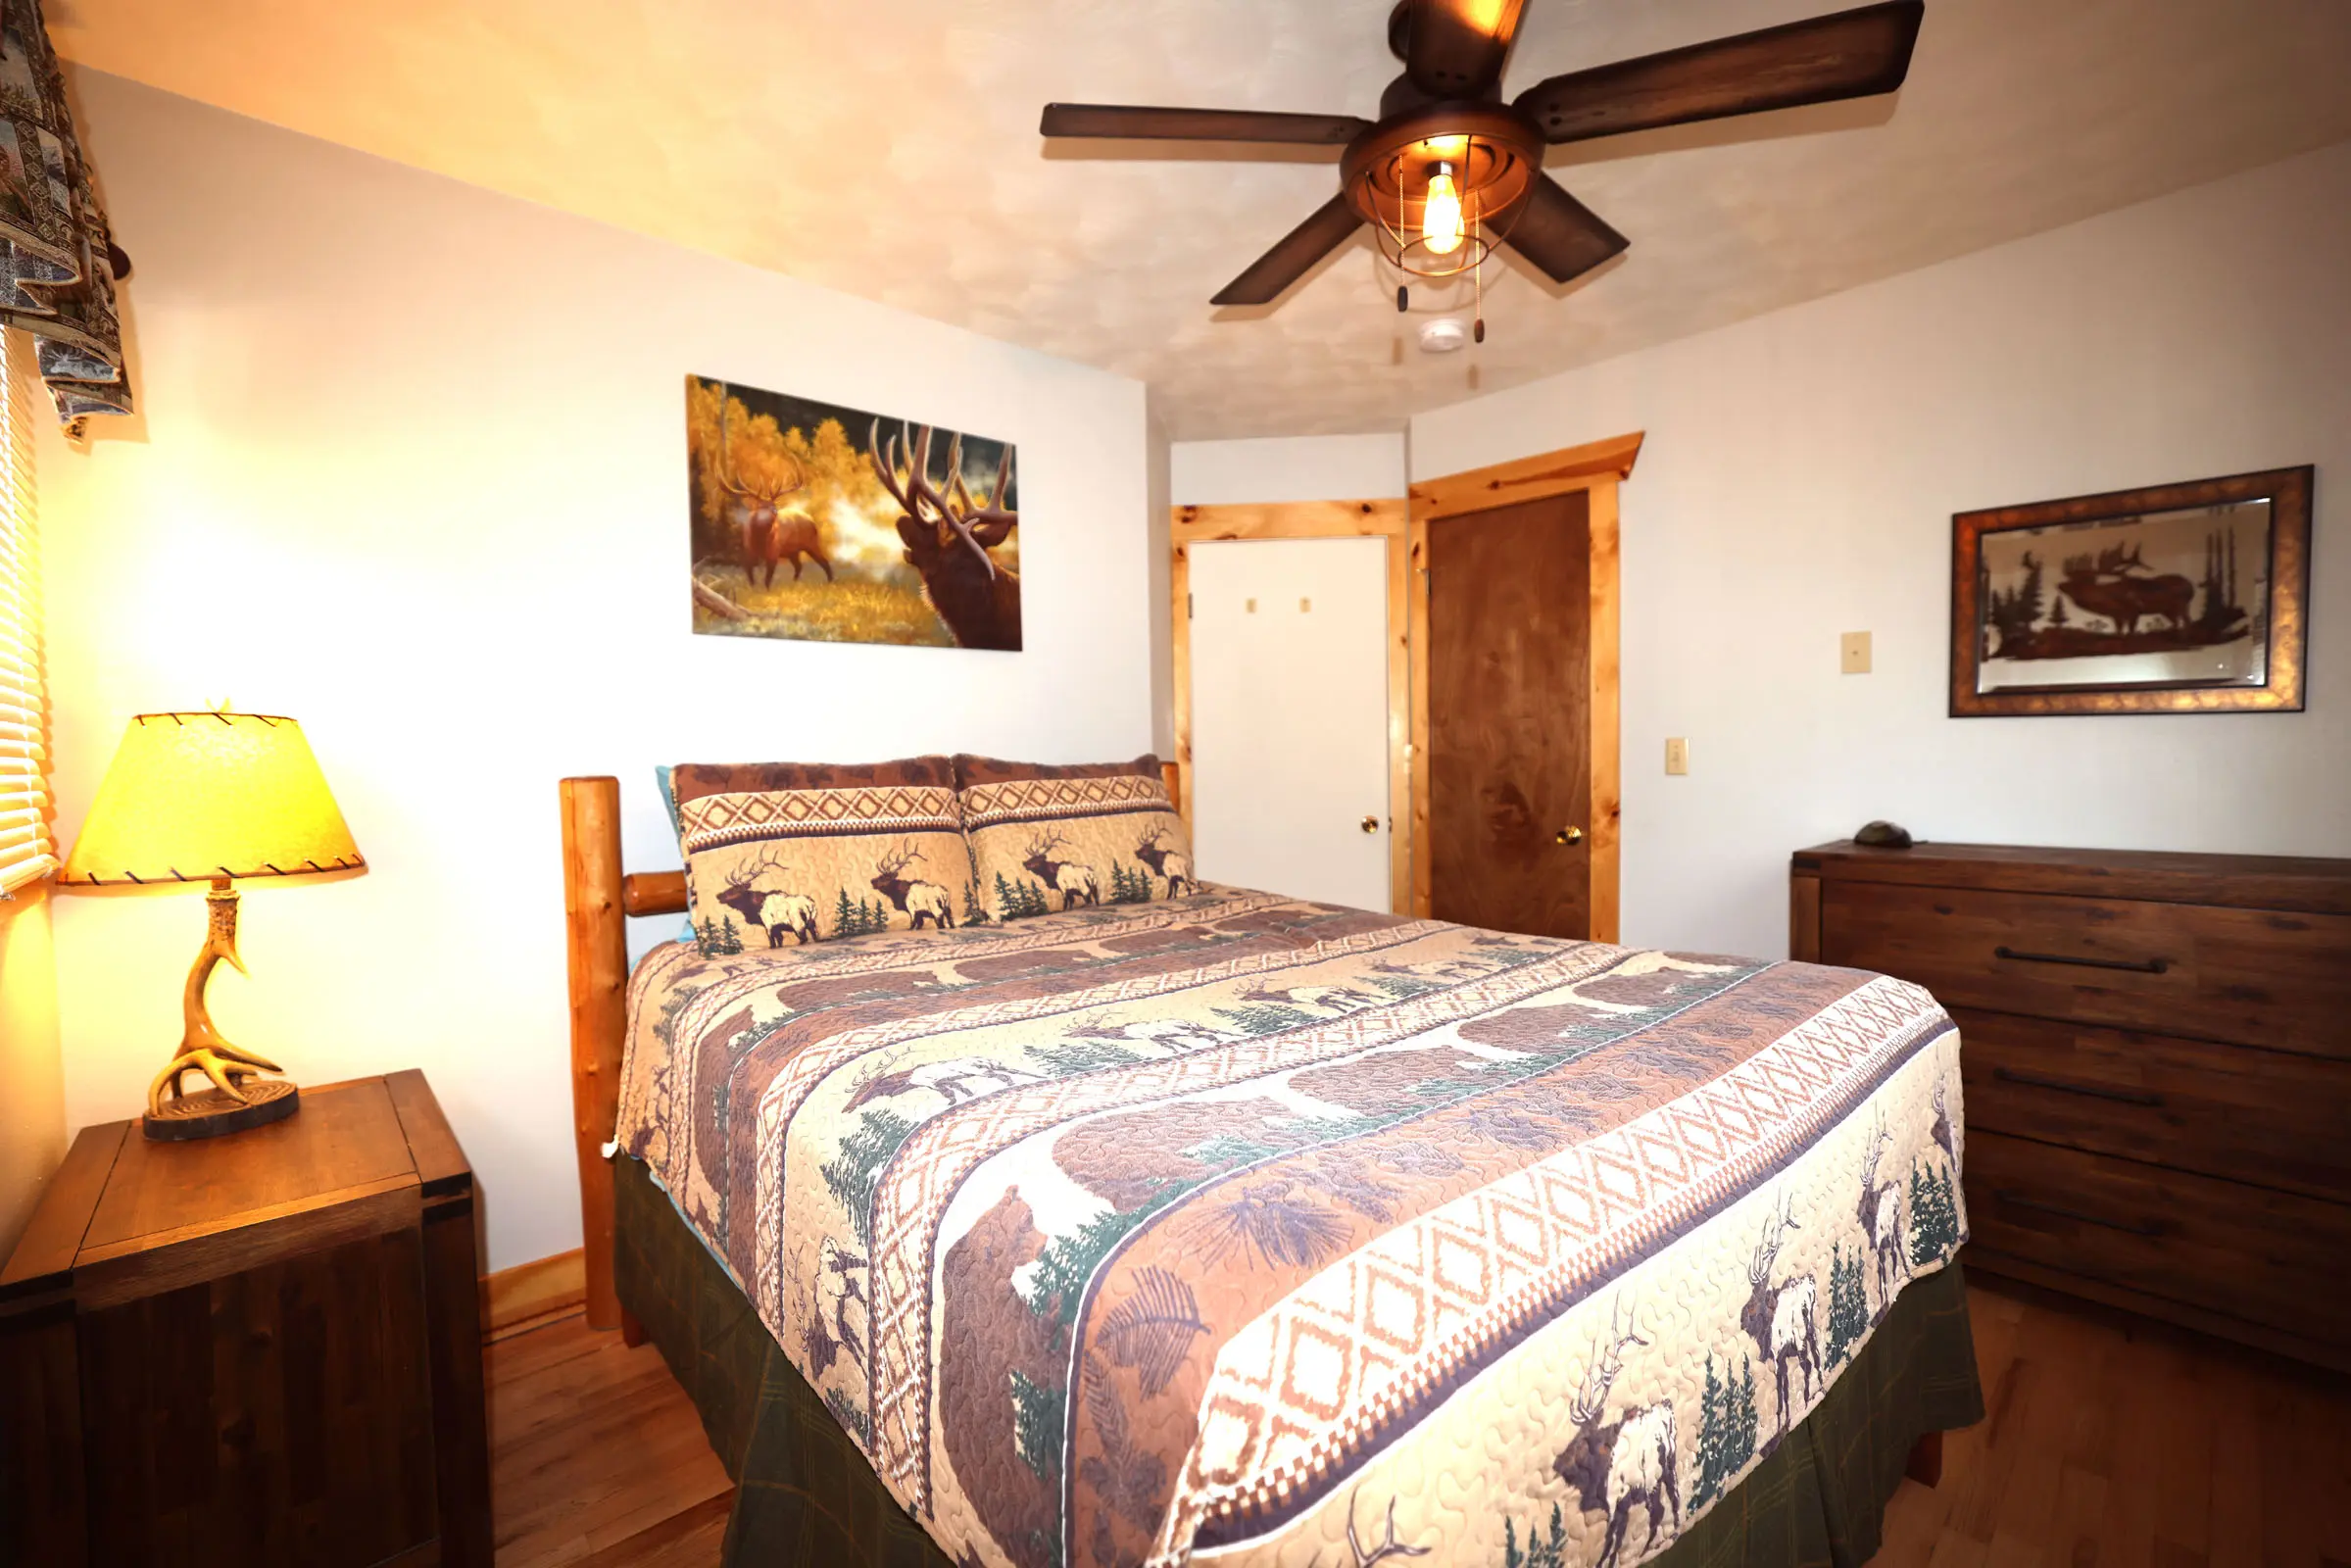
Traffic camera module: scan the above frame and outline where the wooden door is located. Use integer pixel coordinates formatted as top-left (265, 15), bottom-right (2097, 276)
top-left (1189, 537), bottom-right (1393, 909)
top-left (1427, 492), bottom-right (1592, 937)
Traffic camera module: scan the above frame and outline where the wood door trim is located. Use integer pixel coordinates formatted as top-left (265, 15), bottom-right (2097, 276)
top-left (1170, 499), bottom-right (1412, 912)
top-left (1408, 431), bottom-right (1642, 521)
top-left (1408, 436), bottom-right (1638, 941)
top-left (1173, 499), bottom-right (1407, 542)
top-left (1586, 478), bottom-right (1623, 944)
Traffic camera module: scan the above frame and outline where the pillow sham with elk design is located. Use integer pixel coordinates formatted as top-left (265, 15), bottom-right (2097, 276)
top-left (953, 753), bottom-right (1194, 921)
top-left (671, 756), bottom-right (981, 955)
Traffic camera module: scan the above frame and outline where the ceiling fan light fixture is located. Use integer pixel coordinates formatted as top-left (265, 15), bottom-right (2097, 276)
top-left (1040, 0), bottom-right (1926, 311)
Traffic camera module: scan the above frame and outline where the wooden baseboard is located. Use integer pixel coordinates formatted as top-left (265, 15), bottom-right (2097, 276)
top-left (480, 1248), bottom-right (586, 1342)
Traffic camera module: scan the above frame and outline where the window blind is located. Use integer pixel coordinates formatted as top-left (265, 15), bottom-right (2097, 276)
top-left (0, 329), bottom-right (50, 895)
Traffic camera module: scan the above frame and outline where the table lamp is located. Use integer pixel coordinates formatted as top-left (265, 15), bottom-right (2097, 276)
top-left (59, 710), bottom-right (366, 1140)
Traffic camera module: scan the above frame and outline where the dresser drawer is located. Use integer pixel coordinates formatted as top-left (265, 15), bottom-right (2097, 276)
top-left (1961, 1130), bottom-right (2351, 1348)
top-left (1823, 880), bottom-right (2351, 1057)
top-left (1954, 1009), bottom-right (2351, 1202)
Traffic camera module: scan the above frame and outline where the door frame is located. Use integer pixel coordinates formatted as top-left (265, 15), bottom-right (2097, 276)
top-left (1408, 431), bottom-right (1642, 941)
top-left (1171, 500), bottom-right (1413, 912)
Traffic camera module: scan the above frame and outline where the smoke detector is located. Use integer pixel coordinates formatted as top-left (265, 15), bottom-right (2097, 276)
top-left (1417, 317), bottom-right (1468, 354)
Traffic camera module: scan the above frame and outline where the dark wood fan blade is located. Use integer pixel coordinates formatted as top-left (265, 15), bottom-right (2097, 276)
top-left (1501, 178), bottom-right (1629, 284)
top-left (1398, 0), bottom-right (1528, 97)
top-left (1040, 104), bottom-right (1371, 145)
top-left (1513, 0), bottom-right (1924, 145)
top-left (1210, 195), bottom-right (1364, 306)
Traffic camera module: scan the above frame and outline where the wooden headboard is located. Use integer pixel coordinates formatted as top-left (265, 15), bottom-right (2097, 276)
top-left (557, 761), bottom-right (1184, 1332)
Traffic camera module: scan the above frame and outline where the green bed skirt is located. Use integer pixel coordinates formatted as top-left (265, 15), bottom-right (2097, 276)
top-left (612, 1154), bottom-right (1984, 1568)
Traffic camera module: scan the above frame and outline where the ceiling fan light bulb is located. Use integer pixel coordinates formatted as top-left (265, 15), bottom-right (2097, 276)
top-left (1422, 166), bottom-right (1464, 257)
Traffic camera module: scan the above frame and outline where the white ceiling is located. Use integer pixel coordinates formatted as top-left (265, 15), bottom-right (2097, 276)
top-left (49, 0), bottom-right (2351, 439)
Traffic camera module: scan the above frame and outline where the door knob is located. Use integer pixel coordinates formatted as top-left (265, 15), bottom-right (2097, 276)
top-left (1554, 825), bottom-right (1585, 846)
top-left (1360, 815), bottom-right (1380, 834)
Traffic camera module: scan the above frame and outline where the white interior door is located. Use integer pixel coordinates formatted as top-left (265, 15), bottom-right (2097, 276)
top-left (1189, 537), bottom-right (1391, 910)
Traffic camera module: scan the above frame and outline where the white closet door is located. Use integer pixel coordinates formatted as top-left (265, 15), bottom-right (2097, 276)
top-left (1189, 537), bottom-right (1391, 910)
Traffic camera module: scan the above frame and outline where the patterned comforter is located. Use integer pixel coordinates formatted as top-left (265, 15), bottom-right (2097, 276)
top-left (615, 888), bottom-right (1966, 1568)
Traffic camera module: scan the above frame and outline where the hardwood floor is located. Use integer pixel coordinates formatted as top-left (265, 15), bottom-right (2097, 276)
top-left (1876, 1282), bottom-right (2350, 1568)
top-left (487, 1310), bottom-right (729, 1567)
top-left (487, 1281), bottom-right (2351, 1567)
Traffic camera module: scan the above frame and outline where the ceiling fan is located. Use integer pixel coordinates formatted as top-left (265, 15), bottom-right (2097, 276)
top-left (1040, 0), bottom-right (1925, 310)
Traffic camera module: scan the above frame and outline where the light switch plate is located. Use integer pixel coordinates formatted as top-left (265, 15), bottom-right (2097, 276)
top-left (1840, 631), bottom-right (1873, 674)
top-left (1665, 737), bottom-right (1690, 776)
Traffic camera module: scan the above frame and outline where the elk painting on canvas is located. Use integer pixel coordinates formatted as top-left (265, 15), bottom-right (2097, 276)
top-left (686, 375), bottom-right (1021, 650)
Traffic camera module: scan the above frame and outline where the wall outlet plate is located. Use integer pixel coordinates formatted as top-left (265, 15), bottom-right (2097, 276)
top-left (1665, 737), bottom-right (1690, 775)
top-left (1840, 631), bottom-right (1873, 674)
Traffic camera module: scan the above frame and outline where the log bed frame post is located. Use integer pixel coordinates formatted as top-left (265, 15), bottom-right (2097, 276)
top-left (561, 776), bottom-right (629, 1331)
top-left (566, 770), bottom-right (686, 1335)
top-left (561, 774), bottom-right (688, 1335)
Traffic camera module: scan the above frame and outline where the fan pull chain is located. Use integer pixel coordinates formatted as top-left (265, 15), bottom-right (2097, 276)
top-left (1473, 212), bottom-right (1486, 343)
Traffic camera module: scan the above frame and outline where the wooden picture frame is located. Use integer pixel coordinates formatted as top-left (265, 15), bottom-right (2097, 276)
top-left (1949, 466), bottom-right (2313, 716)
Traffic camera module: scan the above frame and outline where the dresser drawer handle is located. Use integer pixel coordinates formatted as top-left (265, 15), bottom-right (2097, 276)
top-left (1993, 1189), bottom-right (2164, 1238)
top-left (1991, 1065), bottom-right (2165, 1108)
top-left (1993, 945), bottom-right (2169, 975)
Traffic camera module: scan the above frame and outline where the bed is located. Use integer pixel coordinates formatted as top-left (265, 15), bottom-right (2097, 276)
top-left (560, 771), bottom-right (1982, 1568)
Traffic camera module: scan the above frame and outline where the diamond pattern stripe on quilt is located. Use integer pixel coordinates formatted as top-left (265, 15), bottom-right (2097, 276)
top-left (1148, 976), bottom-right (1947, 1560)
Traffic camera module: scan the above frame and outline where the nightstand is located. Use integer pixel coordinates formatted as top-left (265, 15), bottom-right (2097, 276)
top-left (0, 1071), bottom-right (491, 1568)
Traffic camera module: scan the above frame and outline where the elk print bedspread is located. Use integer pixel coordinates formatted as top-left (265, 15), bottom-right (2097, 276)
top-left (614, 888), bottom-right (1967, 1568)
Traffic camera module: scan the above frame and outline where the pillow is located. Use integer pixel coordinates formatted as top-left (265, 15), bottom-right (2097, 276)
top-left (655, 764), bottom-right (694, 944)
top-left (954, 753), bottom-right (1193, 920)
top-left (671, 757), bottom-right (979, 952)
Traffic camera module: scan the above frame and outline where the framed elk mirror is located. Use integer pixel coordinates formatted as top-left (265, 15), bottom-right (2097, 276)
top-left (1949, 465), bottom-right (2312, 716)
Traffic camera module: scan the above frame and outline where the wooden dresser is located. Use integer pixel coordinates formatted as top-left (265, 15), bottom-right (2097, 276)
top-left (1790, 842), bottom-right (2351, 1371)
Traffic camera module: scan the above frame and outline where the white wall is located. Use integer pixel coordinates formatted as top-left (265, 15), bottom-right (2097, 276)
top-left (39, 72), bottom-right (1154, 1270)
top-left (1162, 434), bottom-right (1408, 774)
top-left (1412, 142), bottom-right (2351, 960)
top-left (1171, 434), bottom-right (1406, 506)
top-left (0, 889), bottom-right (65, 1259)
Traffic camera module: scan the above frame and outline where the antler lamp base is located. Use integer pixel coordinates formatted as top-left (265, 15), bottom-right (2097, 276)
top-left (142, 877), bottom-right (301, 1142)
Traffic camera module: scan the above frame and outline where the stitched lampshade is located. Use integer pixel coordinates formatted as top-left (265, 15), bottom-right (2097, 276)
top-left (60, 711), bottom-right (365, 887)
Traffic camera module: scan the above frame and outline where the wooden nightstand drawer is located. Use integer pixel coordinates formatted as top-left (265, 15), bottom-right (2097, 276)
top-left (1953, 1007), bottom-right (2351, 1202)
top-left (77, 1230), bottom-right (440, 1565)
top-left (0, 1072), bottom-right (489, 1568)
top-left (1820, 879), bottom-right (2351, 1056)
top-left (1961, 1129), bottom-right (2351, 1351)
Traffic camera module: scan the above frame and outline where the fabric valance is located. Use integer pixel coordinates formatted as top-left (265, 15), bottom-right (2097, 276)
top-left (0, 0), bottom-right (127, 428)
